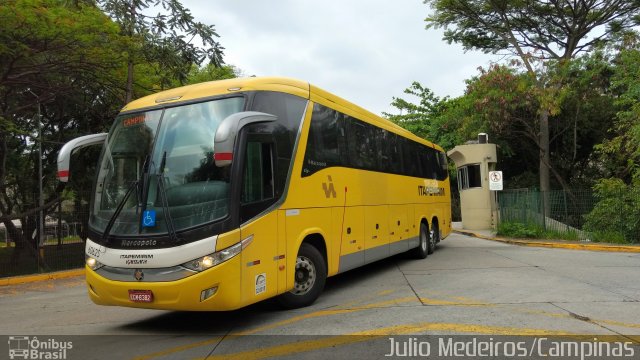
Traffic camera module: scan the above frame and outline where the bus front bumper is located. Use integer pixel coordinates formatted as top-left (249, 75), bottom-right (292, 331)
top-left (85, 255), bottom-right (242, 311)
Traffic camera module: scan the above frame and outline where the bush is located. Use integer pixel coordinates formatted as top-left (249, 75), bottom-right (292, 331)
top-left (583, 179), bottom-right (640, 244)
top-left (497, 222), bottom-right (543, 238)
top-left (498, 222), bottom-right (582, 241)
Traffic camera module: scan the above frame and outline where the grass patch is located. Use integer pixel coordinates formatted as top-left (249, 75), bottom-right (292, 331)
top-left (587, 231), bottom-right (630, 244)
top-left (497, 222), bottom-right (542, 238)
top-left (497, 221), bottom-right (604, 242)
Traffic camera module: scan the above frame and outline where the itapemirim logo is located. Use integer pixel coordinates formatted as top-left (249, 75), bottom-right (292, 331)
top-left (8, 336), bottom-right (72, 359)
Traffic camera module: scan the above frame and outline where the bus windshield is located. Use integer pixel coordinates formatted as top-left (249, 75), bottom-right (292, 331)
top-left (90, 97), bottom-right (245, 237)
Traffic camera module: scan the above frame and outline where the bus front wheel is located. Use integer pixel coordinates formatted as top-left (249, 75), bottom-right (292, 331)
top-left (277, 243), bottom-right (327, 309)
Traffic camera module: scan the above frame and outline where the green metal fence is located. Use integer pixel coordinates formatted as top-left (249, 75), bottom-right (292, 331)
top-left (0, 193), bottom-right (90, 278)
top-left (497, 188), bottom-right (640, 243)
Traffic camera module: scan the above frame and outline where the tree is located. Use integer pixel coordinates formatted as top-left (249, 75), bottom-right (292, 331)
top-left (98, 0), bottom-right (225, 102)
top-left (424, 0), bottom-right (640, 194)
top-left (384, 82), bottom-right (449, 139)
top-left (183, 64), bottom-right (239, 85)
top-left (387, 59), bottom-right (617, 190)
top-left (0, 0), bottom-right (128, 261)
top-left (595, 35), bottom-right (640, 182)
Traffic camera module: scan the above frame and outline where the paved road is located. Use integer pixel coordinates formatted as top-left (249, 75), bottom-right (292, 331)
top-left (1, 233), bottom-right (639, 359)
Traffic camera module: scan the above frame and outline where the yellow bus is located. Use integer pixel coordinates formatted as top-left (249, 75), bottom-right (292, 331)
top-left (57, 77), bottom-right (451, 310)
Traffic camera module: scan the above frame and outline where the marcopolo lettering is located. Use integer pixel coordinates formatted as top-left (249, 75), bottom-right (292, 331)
top-left (121, 239), bottom-right (157, 247)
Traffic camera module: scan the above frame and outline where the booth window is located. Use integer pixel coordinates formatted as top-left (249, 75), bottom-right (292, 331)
top-left (458, 164), bottom-right (481, 190)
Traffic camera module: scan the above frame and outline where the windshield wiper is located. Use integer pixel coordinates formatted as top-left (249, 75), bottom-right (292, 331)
top-left (156, 151), bottom-right (180, 243)
top-left (103, 154), bottom-right (149, 243)
top-left (101, 180), bottom-right (139, 243)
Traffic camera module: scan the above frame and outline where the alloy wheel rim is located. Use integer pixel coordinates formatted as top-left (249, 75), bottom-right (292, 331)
top-left (292, 255), bottom-right (316, 295)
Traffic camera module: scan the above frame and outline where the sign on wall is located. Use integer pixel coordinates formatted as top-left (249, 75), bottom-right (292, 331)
top-left (489, 171), bottom-right (503, 191)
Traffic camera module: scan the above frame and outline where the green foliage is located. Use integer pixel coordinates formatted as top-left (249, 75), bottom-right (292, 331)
top-left (425, 0), bottom-right (640, 193)
top-left (583, 178), bottom-right (640, 244)
top-left (498, 221), bottom-right (581, 241)
top-left (497, 222), bottom-right (543, 238)
top-left (424, 0), bottom-right (640, 62)
top-left (99, 0), bottom-right (224, 97)
top-left (594, 36), bottom-right (640, 182)
top-left (184, 64), bottom-right (239, 85)
top-left (0, 0), bottom-right (128, 224)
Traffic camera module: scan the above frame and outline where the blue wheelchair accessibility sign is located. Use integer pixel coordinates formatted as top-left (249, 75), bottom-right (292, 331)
top-left (142, 210), bottom-right (156, 227)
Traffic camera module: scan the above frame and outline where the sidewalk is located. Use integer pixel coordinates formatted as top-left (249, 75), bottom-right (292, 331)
top-left (0, 268), bottom-right (84, 286)
top-left (452, 222), bottom-right (640, 253)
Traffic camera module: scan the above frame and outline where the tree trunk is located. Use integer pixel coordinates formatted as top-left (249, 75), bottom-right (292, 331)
top-left (539, 108), bottom-right (551, 225)
top-left (125, 60), bottom-right (134, 104)
top-left (4, 219), bottom-right (37, 267)
top-left (539, 109), bottom-right (551, 193)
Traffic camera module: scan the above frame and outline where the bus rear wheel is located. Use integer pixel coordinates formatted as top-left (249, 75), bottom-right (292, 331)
top-left (429, 221), bottom-right (439, 255)
top-left (277, 243), bottom-right (327, 309)
top-left (411, 223), bottom-right (429, 259)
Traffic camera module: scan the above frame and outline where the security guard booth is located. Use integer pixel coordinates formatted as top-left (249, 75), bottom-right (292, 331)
top-left (447, 133), bottom-right (498, 230)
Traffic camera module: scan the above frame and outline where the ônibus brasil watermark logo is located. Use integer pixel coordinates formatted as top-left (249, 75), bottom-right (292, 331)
top-left (8, 336), bottom-right (72, 360)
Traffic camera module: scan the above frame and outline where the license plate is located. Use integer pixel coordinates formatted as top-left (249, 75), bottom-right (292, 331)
top-left (128, 290), bottom-right (154, 303)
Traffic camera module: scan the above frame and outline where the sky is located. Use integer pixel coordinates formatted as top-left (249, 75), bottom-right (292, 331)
top-left (181, 0), bottom-right (498, 116)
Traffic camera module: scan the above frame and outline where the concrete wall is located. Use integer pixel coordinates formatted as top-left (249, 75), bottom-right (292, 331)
top-left (447, 143), bottom-right (498, 230)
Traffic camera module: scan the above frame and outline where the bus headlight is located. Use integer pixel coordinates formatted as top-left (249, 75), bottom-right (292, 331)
top-left (86, 256), bottom-right (104, 271)
top-left (181, 236), bottom-right (253, 272)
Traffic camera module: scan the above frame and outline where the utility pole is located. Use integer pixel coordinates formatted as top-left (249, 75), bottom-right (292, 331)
top-left (37, 99), bottom-right (44, 249)
top-left (28, 89), bottom-right (44, 252)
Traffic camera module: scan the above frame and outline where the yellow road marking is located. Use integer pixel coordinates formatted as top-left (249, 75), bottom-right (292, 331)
top-left (595, 319), bottom-right (640, 330)
top-left (454, 230), bottom-right (640, 253)
top-left (332, 289), bottom-right (397, 309)
top-left (234, 296), bottom-right (422, 336)
top-left (233, 294), bottom-right (486, 337)
top-left (132, 288), bottom-right (640, 359)
top-left (132, 337), bottom-right (223, 360)
top-left (518, 308), bottom-right (640, 331)
top-left (203, 322), bottom-right (576, 360)
top-left (137, 295), bottom-right (485, 359)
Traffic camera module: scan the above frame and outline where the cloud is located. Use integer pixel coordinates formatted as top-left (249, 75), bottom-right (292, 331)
top-left (183, 0), bottom-right (497, 115)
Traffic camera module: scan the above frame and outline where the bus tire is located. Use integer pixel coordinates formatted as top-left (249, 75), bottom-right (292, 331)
top-left (411, 223), bottom-right (429, 259)
top-left (429, 221), bottom-right (439, 254)
top-left (277, 243), bottom-right (327, 309)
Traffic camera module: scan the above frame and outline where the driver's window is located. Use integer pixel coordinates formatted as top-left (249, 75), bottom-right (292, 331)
top-left (242, 141), bottom-right (274, 204)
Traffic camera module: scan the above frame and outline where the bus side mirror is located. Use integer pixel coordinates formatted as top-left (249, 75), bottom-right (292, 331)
top-left (213, 111), bottom-right (277, 167)
top-left (57, 133), bottom-right (108, 182)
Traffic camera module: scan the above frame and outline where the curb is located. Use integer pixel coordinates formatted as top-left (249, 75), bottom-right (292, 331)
top-left (454, 230), bottom-right (640, 253)
top-left (0, 268), bottom-right (85, 287)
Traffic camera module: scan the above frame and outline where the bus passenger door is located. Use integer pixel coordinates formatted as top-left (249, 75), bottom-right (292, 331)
top-left (238, 134), bottom-right (278, 304)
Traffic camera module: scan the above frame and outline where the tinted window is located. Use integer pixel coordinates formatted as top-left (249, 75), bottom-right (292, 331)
top-left (250, 91), bottom-right (307, 198)
top-left (347, 119), bottom-right (376, 170)
top-left (302, 104), bottom-right (346, 175)
top-left (386, 132), bottom-right (403, 174)
top-left (436, 151), bottom-right (449, 180)
top-left (457, 164), bottom-right (481, 190)
top-left (301, 102), bottom-right (445, 180)
top-left (242, 142), bottom-right (274, 203)
top-left (402, 140), bottom-right (420, 177)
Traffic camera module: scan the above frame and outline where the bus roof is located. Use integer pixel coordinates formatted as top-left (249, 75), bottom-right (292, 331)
top-left (121, 76), bottom-right (443, 152)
